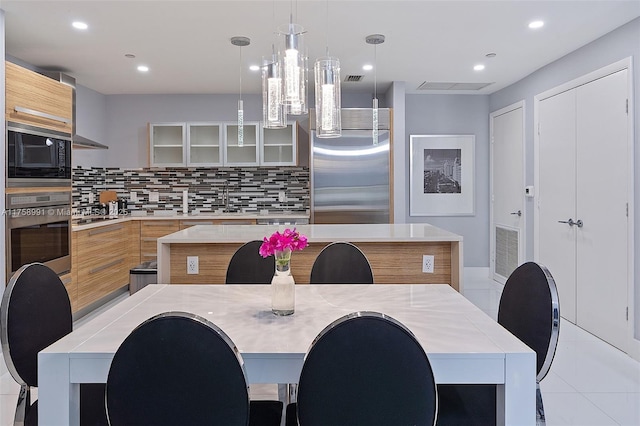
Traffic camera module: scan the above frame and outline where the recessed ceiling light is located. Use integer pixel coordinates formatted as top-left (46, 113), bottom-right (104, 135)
top-left (474, 64), bottom-right (485, 71)
top-left (363, 64), bottom-right (373, 71)
top-left (249, 65), bottom-right (260, 71)
top-left (529, 20), bottom-right (544, 29)
top-left (72, 21), bottom-right (88, 30)
top-left (137, 65), bottom-right (149, 73)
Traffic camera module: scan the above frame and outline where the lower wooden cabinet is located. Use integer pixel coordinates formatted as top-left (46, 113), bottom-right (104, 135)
top-left (74, 222), bottom-right (140, 311)
top-left (59, 272), bottom-right (77, 313)
top-left (140, 220), bottom-right (180, 261)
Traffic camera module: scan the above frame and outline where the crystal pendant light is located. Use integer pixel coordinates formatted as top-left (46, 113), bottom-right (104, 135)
top-left (262, 50), bottom-right (286, 129)
top-left (314, 57), bottom-right (341, 138)
top-left (278, 21), bottom-right (308, 116)
top-left (231, 36), bottom-right (250, 147)
top-left (314, 0), bottom-right (341, 138)
top-left (366, 34), bottom-right (385, 145)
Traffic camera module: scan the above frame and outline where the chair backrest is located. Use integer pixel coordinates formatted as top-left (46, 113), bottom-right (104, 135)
top-left (498, 262), bottom-right (560, 382)
top-left (0, 263), bottom-right (72, 388)
top-left (105, 311), bottom-right (250, 426)
top-left (309, 242), bottom-right (374, 284)
top-left (296, 312), bottom-right (437, 426)
top-left (226, 240), bottom-right (275, 284)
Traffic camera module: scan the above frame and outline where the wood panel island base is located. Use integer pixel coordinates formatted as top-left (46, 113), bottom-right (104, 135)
top-left (158, 224), bottom-right (464, 291)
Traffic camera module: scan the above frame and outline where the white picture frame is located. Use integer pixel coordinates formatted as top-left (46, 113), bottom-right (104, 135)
top-left (409, 134), bottom-right (475, 216)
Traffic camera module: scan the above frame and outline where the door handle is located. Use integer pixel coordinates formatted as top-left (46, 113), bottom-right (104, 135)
top-left (575, 219), bottom-right (583, 228)
top-left (510, 210), bottom-right (522, 217)
top-left (558, 218), bottom-right (576, 226)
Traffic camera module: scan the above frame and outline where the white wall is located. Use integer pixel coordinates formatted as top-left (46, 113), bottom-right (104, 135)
top-left (73, 85), bottom-right (108, 168)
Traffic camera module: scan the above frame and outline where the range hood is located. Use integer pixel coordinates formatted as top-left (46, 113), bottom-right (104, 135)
top-left (44, 71), bottom-right (109, 149)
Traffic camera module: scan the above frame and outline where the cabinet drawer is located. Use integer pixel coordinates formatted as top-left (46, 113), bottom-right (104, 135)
top-left (59, 272), bottom-right (77, 313)
top-left (5, 61), bottom-right (73, 133)
top-left (140, 220), bottom-right (180, 258)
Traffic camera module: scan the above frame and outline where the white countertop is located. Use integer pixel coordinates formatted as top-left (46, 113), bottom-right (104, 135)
top-left (158, 223), bottom-right (463, 244)
top-left (71, 212), bottom-right (309, 231)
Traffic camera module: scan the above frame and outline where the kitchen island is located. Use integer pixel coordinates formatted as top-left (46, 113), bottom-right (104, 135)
top-left (157, 223), bottom-right (464, 291)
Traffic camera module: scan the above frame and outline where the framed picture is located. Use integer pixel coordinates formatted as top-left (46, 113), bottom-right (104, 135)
top-left (409, 134), bottom-right (475, 216)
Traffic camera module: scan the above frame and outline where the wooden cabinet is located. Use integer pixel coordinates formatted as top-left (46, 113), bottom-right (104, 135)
top-left (5, 61), bottom-right (73, 133)
top-left (140, 220), bottom-right (180, 261)
top-left (179, 218), bottom-right (256, 229)
top-left (261, 123), bottom-right (297, 165)
top-left (59, 272), bottom-right (77, 313)
top-left (75, 222), bottom-right (139, 310)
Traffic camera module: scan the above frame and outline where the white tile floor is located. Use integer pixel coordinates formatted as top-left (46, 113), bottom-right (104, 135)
top-left (1, 274), bottom-right (639, 425)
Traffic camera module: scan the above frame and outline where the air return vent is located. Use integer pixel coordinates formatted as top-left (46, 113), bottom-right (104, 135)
top-left (495, 226), bottom-right (519, 280)
top-left (345, 75), bottom-right (364, 82)
top-left (417, 82), bottom-right (493, 91)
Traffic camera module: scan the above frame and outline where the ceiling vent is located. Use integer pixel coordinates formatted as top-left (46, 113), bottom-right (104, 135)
top-left (417, 82), bottom-right (494, 91)
top-left (345, 75), bottom-right (364, 82)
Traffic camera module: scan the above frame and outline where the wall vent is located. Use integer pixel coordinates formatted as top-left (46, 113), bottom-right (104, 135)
top-left (417, 81), bottom-right (493, 91)
top-left (495, 225), bottom-right (519, 280)
top-left (345, 75), bottom-right (364, 82)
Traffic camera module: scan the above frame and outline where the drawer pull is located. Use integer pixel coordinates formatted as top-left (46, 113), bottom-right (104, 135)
top-left (89, 258), bottom-right (124, 275)
top-left (89, 224), bottom-right (125, 236)
top-left (181, 221), bottom-right (214, 226)
top-left (141, 253), bottom-right (158, 258)
top-left (60, 277), bottom-right (72, 285)
top-left (141, 237), bottom-right (158, 242)
top-left (143, 222), bottom-right (178, 226)
top-left (14, 106), bottom-right (71, 124)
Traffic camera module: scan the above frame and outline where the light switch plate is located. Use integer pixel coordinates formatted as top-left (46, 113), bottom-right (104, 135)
top-left (422, 255), bottom-right (434, 273)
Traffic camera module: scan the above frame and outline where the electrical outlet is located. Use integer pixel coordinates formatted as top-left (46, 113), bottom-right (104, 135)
top-left (422, 255), bottom-right (434, 273)
top-left (130, 191), bottom-right (138, 202)
top-left (88, 193), bottom-right (94, 204)
top-left (149, 192), bottom-right (159, 202)
top-left (187, 256), bottom-right (199, 274)
top-left (278, 191), bottom-right (286, 202)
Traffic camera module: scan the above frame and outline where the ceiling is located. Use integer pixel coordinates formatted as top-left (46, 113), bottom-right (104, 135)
top-left (2, 1), bottom-right (639, 96)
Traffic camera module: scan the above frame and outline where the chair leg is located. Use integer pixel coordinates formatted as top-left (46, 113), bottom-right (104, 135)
top-left (14, 384), bottom-right (30, 426)
top-left (536, 382), bottom-right (546, 426)
top-left (277, 384), bottom-right (298, 404)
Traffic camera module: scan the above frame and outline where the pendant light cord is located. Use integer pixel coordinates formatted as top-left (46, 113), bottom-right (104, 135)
top-left (374, 43), bottom-right (377, 100)
top-left (239, 44), bottom-right (243, 102)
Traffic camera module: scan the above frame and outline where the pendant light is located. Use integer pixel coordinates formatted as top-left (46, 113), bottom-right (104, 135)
top-left (366, 34), bottom-right (385, 145)
top-left (262, 49), bottom-right (286, 129)
top-left (278, 4), bottom-right (308, 116)
top-left (231, 36), bottom-right (250, 146)
top-left (314, 0), bottom-right (341, 138)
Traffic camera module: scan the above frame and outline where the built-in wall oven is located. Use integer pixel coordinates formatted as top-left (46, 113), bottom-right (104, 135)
top-left (6, 191), bottom-right (71, 280)
top-left (6, 121), bottom-right (72, 187)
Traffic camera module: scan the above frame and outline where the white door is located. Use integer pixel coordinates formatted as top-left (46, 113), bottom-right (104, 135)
top-left (575, 70), bottom-right (629, 351)
top-left (538, 90), bottom-right (578, 323)
top-left (490, 102), bottom-right (525, 283)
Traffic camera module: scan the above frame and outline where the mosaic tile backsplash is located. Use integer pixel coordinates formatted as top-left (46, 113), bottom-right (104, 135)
top-left (72, 166), bottom-right (309, 216)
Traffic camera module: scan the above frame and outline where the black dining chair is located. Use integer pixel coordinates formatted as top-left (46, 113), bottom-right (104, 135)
top-left (287, 311), bottom-right (438, 426)
top-left (226, 240), bottom-right (275, 284)
top-left (105, 311), bottom-right (282, 426)
top-left (309, 242), bottom-right (374, 284)
top-left (437, 261), bottom-right (560, 426)
top-left (0, 263), bottom-right (107, 426)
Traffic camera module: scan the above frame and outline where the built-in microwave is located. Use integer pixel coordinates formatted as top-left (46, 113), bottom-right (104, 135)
top-left (6, 122), bottom-right (72, 187)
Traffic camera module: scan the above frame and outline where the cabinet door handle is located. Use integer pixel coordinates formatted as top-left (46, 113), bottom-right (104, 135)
top-left (510, 210), bottom-right (522, 217)
top-left (88, 224), bottom-right (124, 236)
top-left (89, 258), bottom-right (124, 275)
top-left (14, 106), bottom-right (71, 124)
top-left (575, 219), bottom-right (583, 228)
top-left (558, 218), bottom-right (575, 226)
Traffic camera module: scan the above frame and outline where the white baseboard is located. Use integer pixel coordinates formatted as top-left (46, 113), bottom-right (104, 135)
top-left (464, 266), bottom-right (491, 280)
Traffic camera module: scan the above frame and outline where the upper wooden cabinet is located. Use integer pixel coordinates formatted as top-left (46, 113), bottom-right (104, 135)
top-left (5, 61), bottom-right (73, 133)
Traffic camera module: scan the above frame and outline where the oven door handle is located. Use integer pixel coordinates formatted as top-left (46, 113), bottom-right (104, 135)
top-left (14, 106), bottom-right (72, 124)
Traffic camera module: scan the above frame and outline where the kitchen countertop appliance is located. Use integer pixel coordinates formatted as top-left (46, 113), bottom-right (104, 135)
top-left (310, 108), bottom-right (391, 224)
top-left (5, 191), bottom-right (72, 280)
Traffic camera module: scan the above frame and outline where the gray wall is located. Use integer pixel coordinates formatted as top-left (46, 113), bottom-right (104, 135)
top-left (489, 17), bottom-right (640, 342)
top-left (74, 85), bottom-right (108, 167)
top-left (404, 94), bottom-right (491, 267)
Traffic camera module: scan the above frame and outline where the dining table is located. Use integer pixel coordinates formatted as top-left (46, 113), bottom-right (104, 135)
top-left (38, 283), bottom-right (535, 425)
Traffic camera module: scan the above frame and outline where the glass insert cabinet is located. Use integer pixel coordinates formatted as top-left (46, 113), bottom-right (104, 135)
top-left (149, 121), bottom-right (297, 167)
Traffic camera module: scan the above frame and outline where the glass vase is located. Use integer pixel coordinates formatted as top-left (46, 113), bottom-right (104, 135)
top-left (272, 249), bottom-right (295, 316)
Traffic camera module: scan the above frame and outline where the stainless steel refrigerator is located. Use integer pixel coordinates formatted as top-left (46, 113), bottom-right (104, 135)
top-left (310, 108), bottom-right (391, 224)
